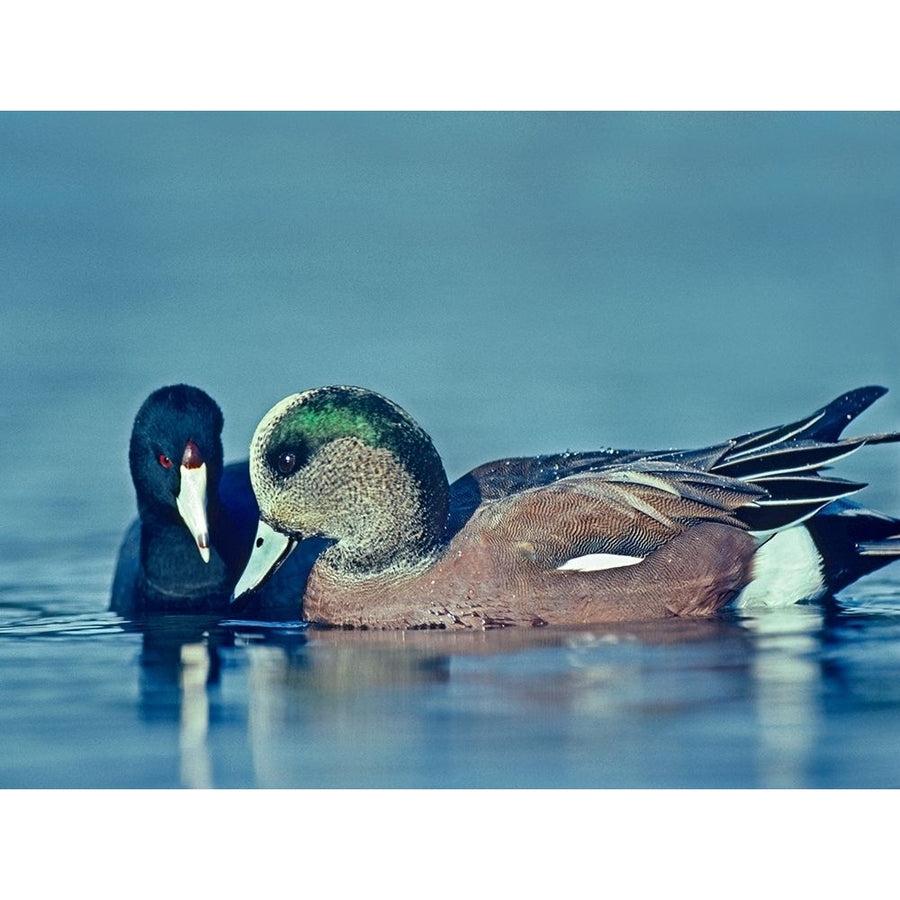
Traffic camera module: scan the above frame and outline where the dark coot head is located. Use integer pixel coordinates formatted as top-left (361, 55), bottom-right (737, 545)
top-left (128, 385), bottom-right (226, 560)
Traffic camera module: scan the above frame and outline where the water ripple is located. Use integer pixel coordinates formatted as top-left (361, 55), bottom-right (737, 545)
top-left (0, 610), bottom-right (128, 639)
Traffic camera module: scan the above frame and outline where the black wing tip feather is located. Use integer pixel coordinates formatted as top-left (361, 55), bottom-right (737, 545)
top-left (780, 384), bottom-right (887, 443)
top-left (724, 385), bottom-right (897, 462)
top-left (842, 384), bottom-right (888, 404)
top-left (810, 385), bottom-right (888, 440)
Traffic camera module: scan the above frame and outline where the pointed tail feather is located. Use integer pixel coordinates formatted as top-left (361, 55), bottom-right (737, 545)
top-left (858, 539), bottom-right (900, 557)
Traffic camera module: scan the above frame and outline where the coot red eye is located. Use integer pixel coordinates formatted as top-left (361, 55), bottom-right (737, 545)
top-left (277, 452), bottom-right (296, 475)
top-left (158, 454), bottom-right (173, 469)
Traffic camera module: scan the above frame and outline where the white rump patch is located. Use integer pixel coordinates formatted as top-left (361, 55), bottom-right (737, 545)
top-left (733, 526), bottom-right (825, 608)
top-left (556, 552), bottom-right (644, 572)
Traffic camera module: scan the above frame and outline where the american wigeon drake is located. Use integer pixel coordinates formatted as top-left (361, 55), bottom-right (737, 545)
top-left (111, 384), bottom-right (314, 617)
top-left (231, 385), bottom-right (900, 629)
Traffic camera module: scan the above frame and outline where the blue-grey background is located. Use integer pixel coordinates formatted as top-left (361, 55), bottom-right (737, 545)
top-left (2, 112), bottom-right (900, 788)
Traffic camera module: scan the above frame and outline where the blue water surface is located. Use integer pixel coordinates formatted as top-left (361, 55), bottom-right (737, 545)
top-left (2, 112), bottom-right (900, 789)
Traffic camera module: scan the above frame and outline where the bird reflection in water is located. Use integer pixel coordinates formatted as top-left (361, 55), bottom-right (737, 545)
top-left (133, 616), bottom-right (232, 788)
top-left (178, 641), bottom-right (212, 788)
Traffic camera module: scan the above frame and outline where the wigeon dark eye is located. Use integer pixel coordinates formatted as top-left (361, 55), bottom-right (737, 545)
top-left (158, 454), bottom-right (173, 469)
top-left (277, 452), bottom-right (297, 475)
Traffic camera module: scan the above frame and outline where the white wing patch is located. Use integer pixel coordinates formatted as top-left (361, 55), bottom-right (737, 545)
top-left (556, 552), bottom-right (644, 572)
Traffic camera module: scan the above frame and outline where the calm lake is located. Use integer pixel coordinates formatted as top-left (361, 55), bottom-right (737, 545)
top-left (2, 112), bottom-right (900, 789)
